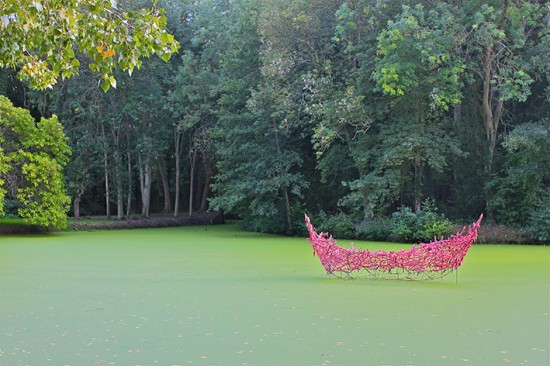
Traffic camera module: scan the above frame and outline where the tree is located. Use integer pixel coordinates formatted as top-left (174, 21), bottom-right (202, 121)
top-left (4, 0), bottom-right (547, 236)
top-left (167, 51), bottom-right (220, 217)
top-left (163, 0), bottom-right (228, 217)
top-left (373, 1), bottom-right (547, 173)
top-left (371, 0), bottom-right (548, 220)
top-left (489, 119), bottom-right (550, 226)
top-left (123, 58), bottom-right (174, 218)
top-left (467, 1), bottom-right (545, 173)
top-left (210, 0), bottom-right (309, 233)
top-left (0, 0), bottom-right (181, 224)
top-left (0, 0), bottom-right (180, 91)
top-left (0, 95), bottom-right (70, 228)
top-left (342, 117), bottom-right (464, 216)
top-left (61, 94), bottom-right (104, 220)
top-left (373, 3), bottom-right (464, 109)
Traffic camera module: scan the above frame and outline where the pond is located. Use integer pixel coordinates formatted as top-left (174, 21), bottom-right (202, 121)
top-left (1, 225), bottom-right (548, 365)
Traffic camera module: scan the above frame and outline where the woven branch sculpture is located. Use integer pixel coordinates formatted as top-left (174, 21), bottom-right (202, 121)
top-left (305, 214), bottom-right (483, 280)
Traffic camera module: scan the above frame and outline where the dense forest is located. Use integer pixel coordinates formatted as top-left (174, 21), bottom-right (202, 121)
top-left (1, 0), bottom-right (548, 241)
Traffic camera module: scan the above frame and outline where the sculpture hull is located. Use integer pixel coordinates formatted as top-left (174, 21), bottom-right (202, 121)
top-left (305, 214), bottom-right (482, 280)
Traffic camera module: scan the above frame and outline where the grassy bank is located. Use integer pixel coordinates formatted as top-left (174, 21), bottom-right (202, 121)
top-left (1, 224), bottom-right (548, 365)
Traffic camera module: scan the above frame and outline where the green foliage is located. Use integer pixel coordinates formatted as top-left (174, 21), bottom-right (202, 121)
top-left (389, 200), bottom-right (453, 243)
top-left (210, 109), bottom-right (307, 233)
top-left (0, 0), bottom-right (180, 90)
top-left (209, 0), bottom-right (312, 233)
top-left (355, 218), bottom-right (392, 241)
top-left (489, 120), bottom-right (550, 225)
top-left (306, 76), bottom-right (371, 158)
top-left (2, 0), bottom-right (547, 237)
top-left (373, 3), bottom-right (465, 110)
top-left (416, 209), bottom-right (453, 242)
top-left (0, 147), bottom-right (8, 216)
top-left (337, 118), bottom-right (465, 218)
top-left (0, 95), bottom-right (70, 228)
top-left (526, 196), bottom-right (550, 243)
top-left (241, 213), bottom-right (289, 235)
top-left (315, 211), bottom-right (356, 239)
top-left (0, 198), bottom-right (20, 217)
top-left (389, 206), bottom-right (418, 242)
top-left (14, 151), bottom-right (70, 228)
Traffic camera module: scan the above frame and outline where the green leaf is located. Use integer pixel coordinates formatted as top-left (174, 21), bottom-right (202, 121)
top-left (101, 80), bottom-right (111, 92)
top-left (1, 0), bottom-right (179, 90)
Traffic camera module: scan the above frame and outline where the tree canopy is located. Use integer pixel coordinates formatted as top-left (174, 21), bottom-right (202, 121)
top-left (0, 0), bottom-right (180, 91)
top-left (0, 95), bottom-right (70, 228)
top-left (1, 0), bottom-right (548, 239)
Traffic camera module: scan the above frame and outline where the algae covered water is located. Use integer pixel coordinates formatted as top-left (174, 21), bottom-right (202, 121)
top-left (1, 225), bottom-right (548, 365)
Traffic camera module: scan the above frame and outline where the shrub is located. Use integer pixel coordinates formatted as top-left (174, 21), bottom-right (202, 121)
top-left (389, 206), bottom-right (418, 242)
top-left (416, 211), bottom-right (453, 242)
top-left (315, 211), bottom-right (355, 239)
top-left (242, 214), bottom-right (289, 235)
top-left (525, 198), bottom-right (550, 243)
top-left (477, 225), bottom-right (528, 244)
top-left (389, 200), bottom-right (453, 242)
top-left (2, 198), bottom-right (21, 217)
top-left (355, 218), bottom-right (391, 241)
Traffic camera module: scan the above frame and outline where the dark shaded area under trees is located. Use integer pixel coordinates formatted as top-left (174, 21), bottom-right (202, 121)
top-left (1, 0), bottom-right (548, 243)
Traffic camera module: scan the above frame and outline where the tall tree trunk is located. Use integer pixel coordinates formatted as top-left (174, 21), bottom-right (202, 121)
top-left (126, 150), bottom-right (132, 217)
top-left (101, 125), bottom-right (111, 219)
top-left (74, 177), bottom-right (88, 219)
top-left (481, 47), bottom-right (505, 219)
top-left (73, 196), bottom-right (81, 220)
top-left (481, 47), bottom-right (504, 175)
top-left (157, 154), bottom-right (172, 214)
top-left (174, 129), bottom-right (183, 217)
top-left (188, 136), bottom-right (197, 217)
top-left (139, 156), bottom-right (144, 214)
top-left (113, 144), bottom-right (124, 219)
top-left (199, 167), bottom-right (212, 212)
top-left (139, 154), bottom-right (152, 218)
top-left (143, 164), bottom-right (152, 219)
top-left (104, 153), bottom-right (111, 219)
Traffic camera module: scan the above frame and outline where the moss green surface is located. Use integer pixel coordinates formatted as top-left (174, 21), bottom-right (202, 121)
top-left (1, 225), bottom-right (549, 365)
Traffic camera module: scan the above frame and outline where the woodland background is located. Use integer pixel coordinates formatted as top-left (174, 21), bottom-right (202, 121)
top-left (1, 0), bottom-right (548, 242)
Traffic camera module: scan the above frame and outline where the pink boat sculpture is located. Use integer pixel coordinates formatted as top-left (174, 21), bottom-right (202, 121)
top-left (305, 214), bottom-right (483, 280)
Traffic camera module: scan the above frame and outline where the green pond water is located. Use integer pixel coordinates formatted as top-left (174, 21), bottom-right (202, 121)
top-left (0, 224), bottom-right (548, 366)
